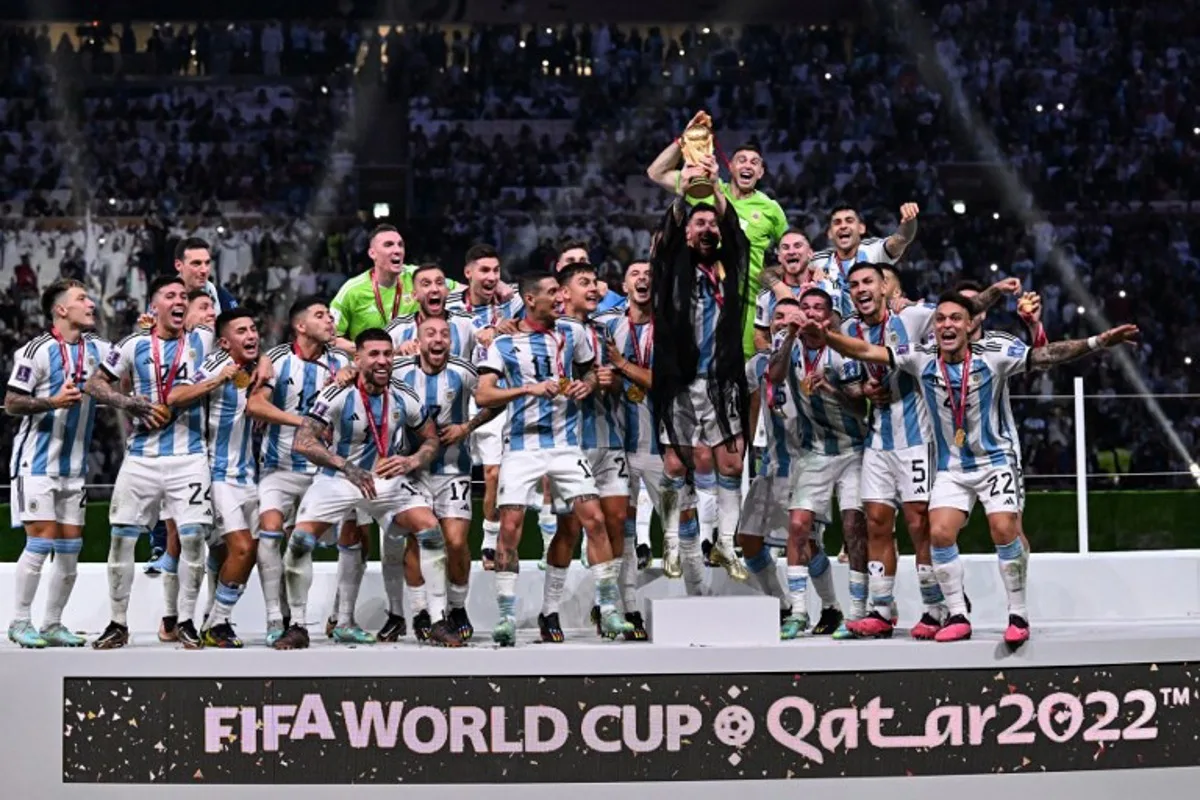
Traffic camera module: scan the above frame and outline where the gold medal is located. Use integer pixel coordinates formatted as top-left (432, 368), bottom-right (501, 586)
top-left (153, 403), bottom-right (170, 418)
top-left (558, 377), bottom-right (571, 392)
top-left (626, 385), bottom-right (645, 403)
top-left (954, 428), bottom-right (965, 447)
top-left (800, 376), bottom-right (812, 396)
top-left (233, 371), bottom-right (252, 389)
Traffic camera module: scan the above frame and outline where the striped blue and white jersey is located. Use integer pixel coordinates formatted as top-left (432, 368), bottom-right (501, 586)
top-left (889, 332), bottom-right (1029, 474)
top-left (385, 310), bottom-right (478, 360)
top-left (102, 327), bottom-right (214, 458)
top-left (260, 343), bottom-right (352, 475)
top-left (307, 380), bottom-right (428, 477)
top-left (7, 332), bottom-right (109, 480)
top-left (746, 353), bottom-right (799, 478)
top-left (772, 330), bottom-right (868, 456)
top-left (392, 355), bottom-right (477, 475)
top-left (478, 321), bottom-right (594, 452)
top-left (753, 279), bottom-right (844, 334)
top-left (445, 285), bottom-right (524, 329)
top-left (603, 311), bottom-right (657, 456)
top-left (842, 303), bottom-right (937, 451)
top-left (568, 315), bottom-right (623, 451)
top-left (187, 350), bottom-right (255, 485)
top-left (690, 269), bottom-right (724, 376)
top-left (811, 237), bottom-right (896, 319)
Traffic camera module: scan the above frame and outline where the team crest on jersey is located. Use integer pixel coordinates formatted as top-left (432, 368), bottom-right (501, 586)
top-left (752, 211), bottom-right (761, 221)
top-left (27, 499), bottom-right (38, 512)
top-left (188, 348), bottom-right (197, 361)
top-left (391, 410), bottom-right (401, 421)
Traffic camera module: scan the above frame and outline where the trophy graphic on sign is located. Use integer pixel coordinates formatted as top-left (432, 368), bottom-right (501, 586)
top-left (679, 111), bottom-right (716, 200)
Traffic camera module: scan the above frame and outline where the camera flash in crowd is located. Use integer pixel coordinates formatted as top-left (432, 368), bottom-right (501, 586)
top-left (1119, 290), bottom-right (1127, 298)
top-left (1056, 103), bottom-right (1064, 111)
top-left (993, 212), bottom-right (1000, 219)
top-left (952, 201), bottom-right (966, 214)
top-left (1077, 306), bottom-right (1087, 315)
top-left (1186, 357), bottom-right (1193, 366)
top-left (824, 72), bottom-right (832, 80)
top-left (1035, 104), bottom-right (1044, 113)
top-left (989, 263), bottom-right (999, 272)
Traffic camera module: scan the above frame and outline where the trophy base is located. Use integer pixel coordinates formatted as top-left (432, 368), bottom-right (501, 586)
top-left (684, 177), bottom-right (715, 200)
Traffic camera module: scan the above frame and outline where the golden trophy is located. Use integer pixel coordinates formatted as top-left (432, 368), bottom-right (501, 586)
top-left (679, 113), bottom-right (715, 200)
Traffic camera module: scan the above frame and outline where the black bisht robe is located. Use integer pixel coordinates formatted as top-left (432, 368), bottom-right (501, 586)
top-left (650, 198), bottom-right (752, 456)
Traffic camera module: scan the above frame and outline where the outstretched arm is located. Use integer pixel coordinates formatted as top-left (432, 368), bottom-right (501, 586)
top-left (801, 321), bottom-right (893, 366)
top-left (647, 139), bottom-right (684, 194)
top-left (973, 277), bottom-right (1023, 312)
top-left (246, 385), bottom-right (305, 427)
top-left (1028, 325), bottom-right (1139, 371)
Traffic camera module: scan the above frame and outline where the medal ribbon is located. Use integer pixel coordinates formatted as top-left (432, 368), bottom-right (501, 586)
top-left (628, 314), bottom-right (653, 367)
top-left (357, 378), bottom-right (390, 458)
top-left (856, 312), bottom-right (890, 381)
top-left (803, 345), bottom-right (826, 384)
top-left (372, 272), bottom-right (403, 325)
top-left (937, 354), bottom-right (972, 445)
top-left (465, 288), bottom-right (499, 327)
top-left (51, 329), bottom-right (85, 384)
top-left (524, 319), bottom-right (566, 380)
top-left (696, 263), bottom-right (724, 308)
top-left (293, 340), bottom-right (338, 378)
top-left (151, 333), bottom-right (187, 403)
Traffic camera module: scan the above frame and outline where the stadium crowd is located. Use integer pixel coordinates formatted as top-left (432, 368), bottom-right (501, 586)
top-left (1, 0), bottom-right (1199, 493)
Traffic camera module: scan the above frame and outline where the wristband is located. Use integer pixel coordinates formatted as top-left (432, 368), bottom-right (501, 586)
top-left (1086, 336), bottom-right (1100, 351)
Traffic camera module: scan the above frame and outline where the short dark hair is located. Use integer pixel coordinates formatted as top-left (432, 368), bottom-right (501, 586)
top-left (799, 287), bottom-right (833, 309)
top-left (369, 224), bottom-right (400, 243)
top-left (216, 308), bottom-right (255, 338)
top-left (557, 239), bottom-right (589, 262)
top-left (288, 295), bottom-right (328, 325)
top-left (953, 279), bottom-right (985, 294)
top-left (519, 270), bottom-right (557, 299)
top-left (412, 263), bottom-right (444, 283)
top-left (687, 203), bottom-right (718, 222)
top-left (773, 296), bottom-right (801, 311)
top-left (465, 243), bottom-right (498, 264)
top-left (41, 278), bottom-right (86, 321)
top-left (186, 288), bottom-right (211, 303)
top-left (731, 142), bottom-right (763, 160)
top-left (174, 236), bottom-right (210, 262)
top-left (623, 260), bottom-right (650, 279)
top-left (937, 290), bottom-right (978, 316)
top-left (780, 227), bottom-right (808, 241)
top-left (827, 204), bottom-right (860, 227)
top-left (846, 263), bottom-right (885, 282)
top-left (558, 262), bottom-right (595, 286)
top-left (148, 275), bottom-right (185, 302)
top-left (354, 328), bottom-right (393, 349)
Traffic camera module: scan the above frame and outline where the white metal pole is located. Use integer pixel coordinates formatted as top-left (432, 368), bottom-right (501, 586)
top-left (1073, 376), bottom-right (1089, 554)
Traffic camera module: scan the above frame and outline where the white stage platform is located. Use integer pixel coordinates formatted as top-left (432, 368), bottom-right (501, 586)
top-left (3, 552), bottom-right (1200, 799)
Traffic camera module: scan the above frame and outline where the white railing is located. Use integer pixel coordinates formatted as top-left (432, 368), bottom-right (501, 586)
top-left (2, 377), bottom-right (1197, 553)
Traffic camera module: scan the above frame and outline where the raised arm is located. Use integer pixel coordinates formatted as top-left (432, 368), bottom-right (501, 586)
top-left (800, 320), bottom-right (892, 366)
top-left (167, 362), bottom-right (239, 408)
top-left (1028, 325), bottom-right (1139, 371)
top-left (646, 139), bottom-right (684, 194)
top-left (973, 277), bottom-right (1023, 312)
top-left (884, 203), bottom-right (920, 260)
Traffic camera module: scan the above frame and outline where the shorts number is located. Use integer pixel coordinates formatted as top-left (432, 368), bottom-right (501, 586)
top-left (187, 482), bottom-right (212, 506)
top-left (615, 455), bottom-right (628, 478)
top-left (577, 458), bottom-right (593, 479)
top-left (448, 480), bottom-right (468, 501)
top-left (986, 472), bottom-right (1016, 498)
top-left (79, 487), bottom-right (88, 508)
top-left (910, 460), bottom-right (926, 485)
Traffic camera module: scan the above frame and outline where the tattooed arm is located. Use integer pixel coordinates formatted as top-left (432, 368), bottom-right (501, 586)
top-left (1028, 325), bottom-right (1139, 370)
top-left (84, 370), bottom-right (160, 422)
top-left (4, 386), bottom-right (80, 415)
top-left (884, 203), bottom-right (920, 260)
top-left (294, 416), bottom-right (376, 498)
top-left (972, 277), bottom-right (1023, 312)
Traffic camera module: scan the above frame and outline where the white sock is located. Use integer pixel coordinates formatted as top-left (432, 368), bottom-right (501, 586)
top-left (496, 570), bottom-right (517, 621)
top-left (541, 565), bottom-right (568, 616)
top-left (745, 547), bottom-right (787, 609)
top-left (787, 564), bottom-right (809, 617)
top-left (416, 528), bottom-right (448, 621)
top-left (203, 552), bottom-right (220, 622)
top-left (44, 538), bottom-right (83, 627)
top-left (916, 563), bottom-right (945, 616)
top-left (176, 531), bottom-right (207, 624)
top-left (867, 561), bottom-right (895, 618)
top-left (996, 539), bottom-right (1029, 620)
top-left (932, 544), bottom-right (968, 617)
top-left (12, 536), bottom-right (51, 622)
top-left (635, 483), bottom-right (653, 549)
top-left (847, 569), bottom-right (868, 620)
top-left (335, 543), bottom-right (367, 627)
top-left (658, 473), bottom-right (686, 550)
top-left (591, 560), bottom-right (619, 615)
top-left (283, 533), bottom-right (316, 626)
top-left (678, 512), bottom-right (706, 596)
top-left (257, 534), bottom-right (285, 624)
top-left (107, 532), bottom-right (139, 626)
top-left (481, 519), bottom-right (500, 552)
top-left (409, 583), bottom-right (428, 614)
top-left (161, 553), bottom-right (179, 617)
top-left (448, 582), bottom-right (469, 610)
top-left (205, 580), bottom-right (245, 629)
top-left (538, 506), bottom-right (557, 559)
top-left (808, 548), bottom-right (840, 609)
top-left (619, 535), bottom-right (639, 613)
top-left (713, 474), bottom-right (742, 548)
top-left (381, 528), bottom-right (407, 617)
